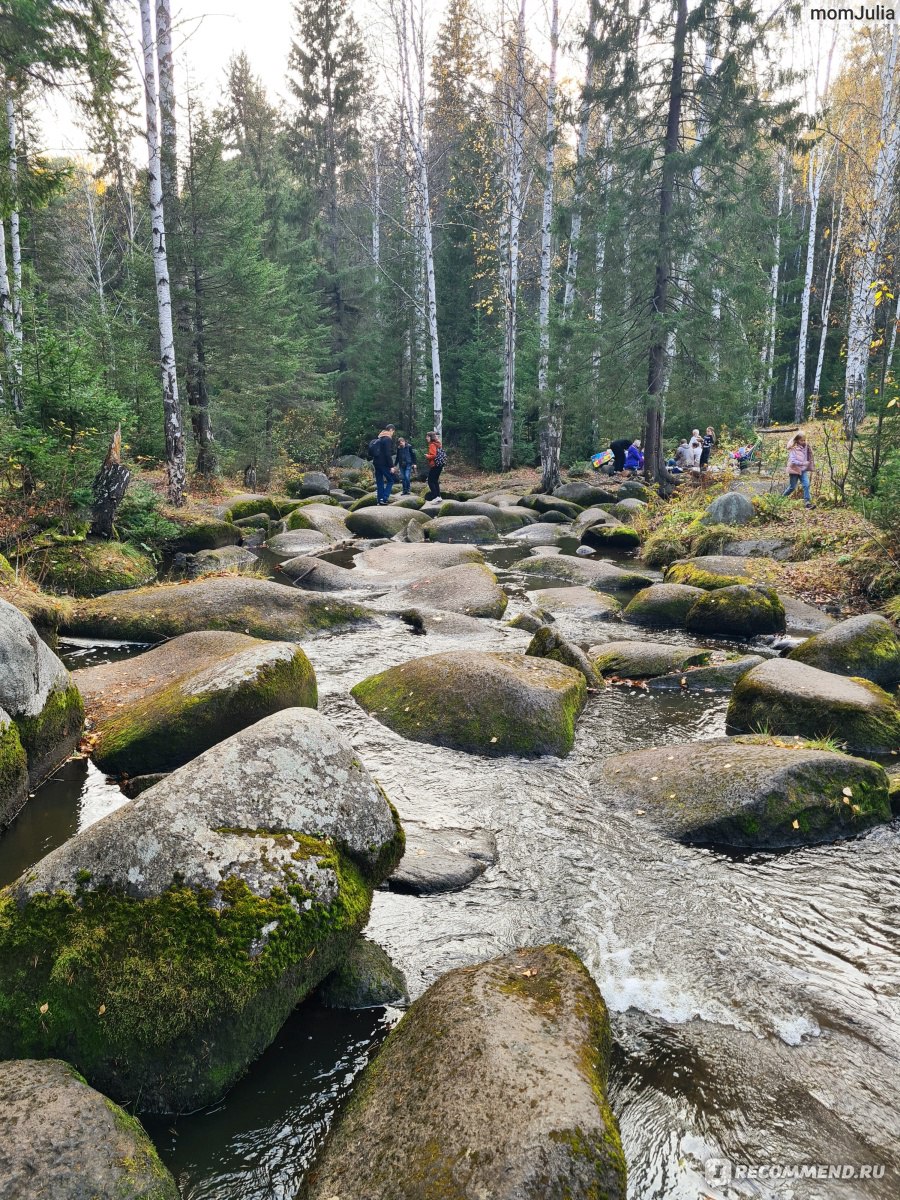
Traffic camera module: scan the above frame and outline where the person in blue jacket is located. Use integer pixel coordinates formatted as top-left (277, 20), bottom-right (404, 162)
top-left (395, 437), bottom-right (417, 495)
top-left (623, 439), bottom-right (644, 474)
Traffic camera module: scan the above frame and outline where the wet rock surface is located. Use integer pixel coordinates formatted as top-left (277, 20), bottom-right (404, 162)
top-left (318, 937), bottom-right (409, 1009)
top-left (384, 562), bottom-right (508, 618)
top-left (588, 639), bottom-right (710, 679)
top-left (684, 584), bottom-right (786, 636)
top-left (387, 821), bottom-right (498, 894)
top-left (788, 613), bottom-right (900, 689)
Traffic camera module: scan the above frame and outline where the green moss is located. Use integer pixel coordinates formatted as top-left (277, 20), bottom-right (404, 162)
top-left (224, 497), bottom-right (298, 522)
top-left (290, 494), bottom-right (341, 508)
top-left (26, 541), bottom-right (156, 598)
top-left (285, 508), bottom-right (315, 531)
top-left (101, 1096), bottom-right (179, 1199)
top-left (15, 684), bottom-right (84, 785)
top-left (685, 586), bottom-right (785, 636)
top-left (622, 585), bottom-right (704, 628)
top-left (0, 552), bottom-right (15, 585)
top-left (581, 525), bottom-right (641, 550)
top-left (349, 492), bottom-right (379, 511)
top-left (92, 648), bottom-right (317, 777)
top-left (665, 561), bottom-right (754, 589)
top-left (0, 719), bottom-right (28, 826)
top-left (690, 522), bottom-right (736, 557)
top-left (168, 518), bottom-right (241, 553)
top-left (883, 595), bottom-right (900, 622)
top-left (0, 840), bottom-right (375, 1111)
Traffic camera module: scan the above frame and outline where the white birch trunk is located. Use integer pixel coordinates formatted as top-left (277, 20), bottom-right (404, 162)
top-left (590, 122), bottom-right (615, 438)
top-left (372, 144), bottom-right (381, 270)
top-left (811, 189), bottom-right (844, 410)
top-left (794, 141), bottom-right (825, 420)
top-left (140, 0), bottom-right (186, 505)
top-left (536, 0), bottom-right (558, 400)
top-left (844, 22), bottom-right (900, 433)
top-left (500, 0), bottom-right (526, 470)
top-left (4, 88), bottom-right (22, 349)
top-left (757, 156), bottom-right (785, 426)
top-left (0, 217), bottom-right (17, 407)
top-left (155, 0), bottom-right (178, 207)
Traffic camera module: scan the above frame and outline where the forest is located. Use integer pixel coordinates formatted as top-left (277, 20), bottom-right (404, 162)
top-left (0, 0), bottom-right (899, 520)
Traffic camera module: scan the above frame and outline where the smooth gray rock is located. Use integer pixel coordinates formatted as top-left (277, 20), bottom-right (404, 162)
top-left (588, 639), bottom-right (710, 678)
top-left (302, 946), bottom-right (626, 1200)
top-left (335, 454), bottom-right (367, 469)
top-left (354, 542), bottom-right (484, 582)
top-left (346, 506), bottom-right (430, 538)
top-left (0, 596), bottom-right (70, 721)
top-left (702, 491), bottom-right (755, 526)
top-left (553, 482), bottom-right (617, 505)
top-left (522, 552), bottom-right (653, 593)
top-left (388, 822), bottom-right (498, 894)
top-left (505, 522), bottom-right (571, 545)
top-left (572, 506), bottom-right (618, 535)
top-left (436, 500), bottom-right (533, 532)
top-left (318, 938), bottom-right (409, 1009)
top-left (265, 529), bottom-right (331, 557)
top-left (289, 501), bottom-right (350, 542)
top-left (647, 654), bottom-right (764, 692)
top-left (424, 515), bottom-right (500, 544)
top-left (722, 536), bottom-right (793, 561)
top-left (779, 594), bottom-right (837, 635)
top-left (788, 613), bottom-right (900, 689)
top-left (292, 470), bottom-right (332, 497)
top-left (386, 562), bottom-right (508, 618)
top-left (0, 1058), bottom-right (179, 1200)
top-left (185, 545), bottom-right (257, 576)
top-left (276, 555), bottom-right (372, 590)
top-left (526, 626), bottom-right (600, 685)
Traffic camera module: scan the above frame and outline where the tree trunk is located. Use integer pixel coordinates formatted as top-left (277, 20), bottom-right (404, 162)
top-left (4, 87), bottom-right (22, 351)
top-left (590, 128), bottom-right (614, 441)
top-left (794, 143), bottom-right (824, 421)
top-left (756, 156), bottom-right (785, 427)
top-left (140, 0), bottom-right (186, 505)
top-left (537, 0), bottom-right (559, 493)
top-left (91, 426), bottom-right (131, 538)
top-left (810, 188), bottom-right (844, 413)
top-left (0, 217), bottom-right (18, 408)
top-left (645, 0), bottom-right (688, 482)
top-left (155, 0), bottom-right (178, 213)
top-left (185, 99), bottom-right (216, 475)
top-left (500, 0), bottom-right (526, 471)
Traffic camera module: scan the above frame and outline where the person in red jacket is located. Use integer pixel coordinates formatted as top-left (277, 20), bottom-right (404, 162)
top-left (424, 432), bottom-right (445, 502)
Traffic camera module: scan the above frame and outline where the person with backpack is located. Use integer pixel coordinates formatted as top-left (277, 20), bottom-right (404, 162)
top-left (395, 437), bottom-right (417, 495)
top-left (367, 424), bottom-right (396, 505)
top-left (782, 430), bottom-right (815, 508)
top-left (424, 432), bottom-right (445, 502)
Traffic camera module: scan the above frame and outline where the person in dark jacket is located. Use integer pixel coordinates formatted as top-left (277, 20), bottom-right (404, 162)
top-left (395, 437), bottom-right (417, 495)
top-left (370, 424), bottom-right (396, 504)
top-left (609, 437), bottom-right (634, 474)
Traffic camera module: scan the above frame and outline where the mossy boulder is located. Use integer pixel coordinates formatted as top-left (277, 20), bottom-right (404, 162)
top-left (553, 482), bottom-right (617, 505)
top-left (224, 495), bottom-right (297, 522)
top-left (787, 614), bottom-right (900, 689)
top-left (27, 539), bottom-right (156, 598)
top-left (351, 651), bottom-right (586, 757)
top-left (180, 545), bottom-right (257, 578)
top-left (0, 582), bottom-right (70, 640)
top-left (528, 585), bottom-right (622, 622)
top-left (276, 556), bottom-right (371, 590)
top-left (0, 552), bottom-right (15, 584)
top-left (642, 529), bottom-right (690, 568)
top-left (526, 626), bottom-right (600, 686)
top-left (684, 585), bottom-right (786, 637)
top-left (522, 552), bottom-right (653, 593)
top-left (701, 491), bottom-right (755, 526)
top-left (0, 708), bottom-right (404, 1113)
top-left (0, 1058), bottom-right (179, 1199)
top-left (318, 937), bottom-right (409, 1009)
top-left (665, 555), bottom-right (781, 590)
top-left (588, 639), bottom-right (710, 679)
top-left (618, 481), bottom-right (650, 501)
top-left (603, 737), bottom-right (891, 848)
top-left (524, 495), bottom-right (582, 519)
top-left (168, 516), bottom-right (241, 553)
top-left (572, 506), bottom-right (618, 535)
top-left (0, 598), bottom-right (83, 790)
top-left (579, 523), bottom-right (641, 550)
top-left (424, 515), bottom-right (499, 544)
top-left (60, 576), bottom-right (372, 642)
top-left (346, 506), bottom-right (430, 538)
top-left (727, 659), bottom-right (900, 755)
top-left (0, 711), bottom-right (28, 830)
top-left (387, 562), bottom-right (508, 619)
top-left (623, 583), bottom-right (705, 628)
top-left (74, 631), bottom-right (318, 776)
top-left (286, 470), bottom-right (331, 498)
top-left (610, 498), bottom-right (647, 523)
top-left (302, 945), bottom-right (626, 1200)
top-left (354, 541), bottom-right (484, 582)
top-left (436, 500), bottom-right (532, 533)
top-left (647, 654), bottom-right (764, 692)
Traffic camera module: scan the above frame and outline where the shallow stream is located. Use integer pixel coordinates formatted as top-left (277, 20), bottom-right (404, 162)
top-left (1, 539), bottom-right (898, 1200)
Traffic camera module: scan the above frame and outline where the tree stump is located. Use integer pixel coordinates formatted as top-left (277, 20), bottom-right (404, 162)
top-left (91, 427), bottom-right (131, 539)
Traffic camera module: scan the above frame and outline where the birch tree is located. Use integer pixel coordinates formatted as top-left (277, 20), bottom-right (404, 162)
top-left (4, 85), bottom-right (22, 349)
top-left (844, 22), bottom-right (900, 434)
top-left (0, 216), bottom-right (17, 406)
top-left (756, 154), bottom-right (785, 427)
top-left (810, 184), bottom-right (844, 411)
top-left (499, 0), bottom-right (526, 471)
top-left (536, 0), bottom-right (559, 491)
top-left (139, 0), bottom-right (186, 505)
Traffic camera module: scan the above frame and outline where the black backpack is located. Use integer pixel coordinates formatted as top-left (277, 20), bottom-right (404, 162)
top-left (366, 437), bottom-right (381, 460)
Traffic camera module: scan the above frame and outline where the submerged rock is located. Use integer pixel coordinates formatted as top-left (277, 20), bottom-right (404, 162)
top-left (351, 651), bottom-right (586, 757)
top-left (604, 737), bottom-right (891, 848)
top-left (388, 822), bottom-right (497, 894)
top-left (647, 654), bottom-right (764, 692)
top-left (788, 614), bottom-right (900, 689)
top-left (424, 515), bottom-right (499, 544)
top-left (623, 583), bottom-right (705, 627)
top-left (25, 539), bottom-right (156, 598)
top-left (318, 937), bottom-right (409, 1009)
top-left (0, 598), bottom-right (83, 795)
top-left (303, 945), bottom-right (626, 1200)
top-left (0, 1058), bottom-right (179, 1200)
top-left (727, 658), bottom-right (900, 755)
top-left (74, 631), bottom-right (317, 776)
top-left (346, 506), bottom-right (430, 538)
top-left (666, 554), bottom-right (781, 590)
top-left (685, 584), bottom-right (786, 636)
top-left (523, 552), bottom-right (653, 592)
top-left (60, 576), bottom-right (372, 642)
top-left (0, 709), bottom-right (404, 1112)
top-left (276, 555), bottom-right (371, 590)
top-left (588, 639), bottom-right (710, 679)
top-left (387, 562), bottom-right (508, 619)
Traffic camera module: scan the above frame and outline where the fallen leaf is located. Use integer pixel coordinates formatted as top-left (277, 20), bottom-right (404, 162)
top-left (39, 1003), bottom-right (48, 1014)
top-left (635, 808), bottom-right (646, 816)
top-left (842, 787), bottom-right (853, 798)
top-left (521, 968), bottom-right (538, 978)
top-left (792, 819), bottom-right (800, 829)
top-left (98, 1004), bottom-right (106, 1016)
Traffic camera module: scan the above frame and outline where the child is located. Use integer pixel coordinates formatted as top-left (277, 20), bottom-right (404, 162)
top-left (623, 439), bottom-right (644, 474)
top-left (699, 426), bottom-right (716, 470)
top-left (783, 431), bottom-right (815, 507)
top-left (424, 432), bottom-right (445, 501)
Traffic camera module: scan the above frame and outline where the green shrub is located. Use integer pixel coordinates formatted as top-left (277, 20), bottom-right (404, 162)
top-left (115, 485), bottom-right (180, 553)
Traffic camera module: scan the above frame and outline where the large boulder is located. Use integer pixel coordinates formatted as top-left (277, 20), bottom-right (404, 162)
top-left (0, 709), bottom-right (404, 1112)
top-left (666, 555), bottom-right (781, 590)
top-left (684, 584), bottom-right (786, 637)
top-left (60, 576), bottom-right (371, 642)
top-left (0, 598), bottom-right (83, 797)
top-left (224, 495), bottom-right (297, 522)
top-left (266, 528), bottom-right (331, 557)
top-left (25, 539), bottom-right (156, 598)
top-left (303, 945), bottom-right (626, 1200)
top-left (526, 586), bottom-right (622, 644)
top-left (287, 470), bottom-right (331, 498)
top-left (385, 562), bottom-right (508, 618)
top-left (0, 710), bottom-right (28, 830)
top-left (0, 1058), bottom-right (179, 1200)
top-left (168, 515), bottom-right (242, 553)
top-left (579, 523), bottom-right (641, 550)
top-left (553, 481), bottom-right (617, 505)
top-left (727, 659), bottom-right (900, 755)
top-left (572, 507), bottom-right (619, 535)
top-left (506, 522), bottom-right (571, 546)
top-left (609, 498), bottom-right (647, 523)
top-left (522, 495), bottom-right (581, 519)
top-left (435, 500), bottom-right (533, 532)
top-left (287, 502), bottom-right (350, 541)
top-left (788, 614), bottom-right (900, 689)
top-left (351, 651), bottom-right (586, 757)
top-left (318, 937), bottom-right (409, 1009)
top-left (335, 454), bottom-right (368, 469)
top-left (618, 480), bottom-right (650, 501)
top-left (701, 491), bottom-right (755, 526)
top-left (276, 555), bottom-right (372, 590)
top-left (603, 737), bottom-right (891, 848)
top-left (388, 822), bottom-right (497, 894)
top-left (354, 542), bottom-right (484, 582)
top-left (346, 506), bottom-right (430, 538)
top-left (623, 583), bottom-right (705, 627)
top-left (424, 515), bottom-right (499, 544)
top-left (588, 639), bottom-right (710, 678)
top-left (779, 594), bottom-right (836, 635)
top-left (526, 626), bottom-right (600, 685)
top-left (74, 631), bottom-right (317, 776)
top-left (181, 544), bottom-right (257, 577)
top-left (721, 536), bottom-right (793, 561)
top-left (522, 552), bottom-right (653, 593)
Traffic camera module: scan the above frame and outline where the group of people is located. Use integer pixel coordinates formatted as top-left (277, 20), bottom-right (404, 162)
top-left (367, 425), bottom-right (445, 504)
top-left (669, 427), bottom-right (716, 473)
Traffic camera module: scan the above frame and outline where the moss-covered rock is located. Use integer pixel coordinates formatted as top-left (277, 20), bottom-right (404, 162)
top-left (224, 495), bottom-right (298, 522)
top-left (685, 584), bottom-right (786, 637)
top-left (285, 470), bottom-right (331, 498)
top-left (435, 500), bottom-right (532, 533)
top-left (618, 481), bottom-right (650, 501)
top-left (168, 516), bottom-right (242, 553)
top-left (0, 1058), bottom-right (179, 1199)
top-left (525, 495), bottom-right (582, 519)
top-left (318, 937), bottom-right (409, 1009)
top-left (347, 506), bottom-right (430, 538)
top-left (603, 737), bottom-right (891, 848)
top-left (75, 631), bottom-right (318, 776)
top-left (623, 583), bottom-right (705, 628)
top-left (572, 506), bottom-right (618, 536)
top-left (553, 481), bottom-right (617, 505)
top-left (351, 651), bottom-right (586, 757)
top-left (423, 515), bottom-right (499, 544)
top-left (526, 626), bottom-right (600, 685)
top-left (727, 659), bottom-right (900, 755)
top-left (181, 545), bottom-right (258, 577)
top-left (665, 554), bottom-right (782, 590)
top-left (266, 529), bottom-right (332, 558)
top-left (16, 683), bottom-right (84, 786)
top-left (579, 523), bottom-right (641, 550)
top-left (787, 614), bottom-right (900, 689)
top-left (61, 576), bottom-right (372, 642)
top-left (26, 539), bottom-right (156, 598)
top-left (641, 529), bottom-right (691, 568)
top-left (647, 654), bottom-right (764, 692)
top-left (387, 562), bottom-right (508, 618)
top-left (588, 639), bottom-right (710, 678)
top-left (0, 711), bottom-right (28, 831)
top-left (0, 709), bottom-right (404, 1113)
top-left (522, 552), bottom-right (653, 593)
top-left (0, 552), bottom-right (15, 584)
top-left (0, 582), bottom-right (70, 639)
top-left (610, 498), bottom-right (647, 523)
top-left (302, 945), bottom-right (626, 1200)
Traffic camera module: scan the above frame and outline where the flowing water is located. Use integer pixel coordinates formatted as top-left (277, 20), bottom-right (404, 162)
top-left (1, 542), bottom-right (898, 1200)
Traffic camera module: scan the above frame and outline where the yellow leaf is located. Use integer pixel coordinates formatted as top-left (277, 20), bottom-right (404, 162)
top-left (792, 819), bottom-right (800, 829)
top-left (39, 1003), bottom-right (48, 1014)
top-left (98, 1004), bottom-right (106, 1016)
top-left (842, 787), bottom-right (853, 797)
